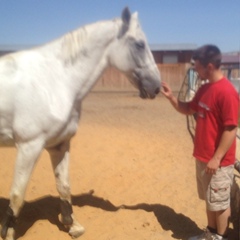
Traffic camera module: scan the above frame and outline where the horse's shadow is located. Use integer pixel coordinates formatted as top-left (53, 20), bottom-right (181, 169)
top-left (0, 190), bottom-right (235, 239)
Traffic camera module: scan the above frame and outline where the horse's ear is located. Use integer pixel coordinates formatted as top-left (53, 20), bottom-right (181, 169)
top-left (122, 7), bottom-right (131, 25)
top-left (119, 7), bottom-right (131, 38)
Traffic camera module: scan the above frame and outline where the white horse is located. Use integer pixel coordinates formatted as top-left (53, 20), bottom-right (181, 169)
top-left (0, 7), bottom-right (160, 240)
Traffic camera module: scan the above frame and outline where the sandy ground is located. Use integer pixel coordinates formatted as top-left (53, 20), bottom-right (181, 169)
top-left (0, 92), bottom-right (238, 240)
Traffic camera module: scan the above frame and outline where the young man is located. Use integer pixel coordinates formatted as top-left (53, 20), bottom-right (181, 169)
top-left (161, 45), bottom-right (239, 240)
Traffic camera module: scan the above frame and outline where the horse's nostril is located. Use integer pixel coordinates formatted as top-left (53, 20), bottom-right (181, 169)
top-left (155, 87), bottom-right (160, 95)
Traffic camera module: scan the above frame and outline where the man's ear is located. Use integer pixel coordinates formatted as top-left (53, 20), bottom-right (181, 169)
top-left (207, 63), bottom-right (215, 71)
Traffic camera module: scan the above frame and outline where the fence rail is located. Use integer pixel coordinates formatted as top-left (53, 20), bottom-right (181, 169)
top-left (93, 64), bottom-right (190, 93)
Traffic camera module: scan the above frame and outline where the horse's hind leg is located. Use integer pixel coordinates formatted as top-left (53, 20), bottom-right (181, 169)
top-left (47, 141), bottom-right (85, 238)
top-left (1, 140), bottom-right (43, 240)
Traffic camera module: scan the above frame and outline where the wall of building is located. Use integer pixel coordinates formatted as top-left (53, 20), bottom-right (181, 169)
top-left (152, 50), bottom-right (193, 64)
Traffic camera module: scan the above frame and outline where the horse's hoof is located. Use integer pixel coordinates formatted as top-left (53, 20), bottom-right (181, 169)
top-left (68, 223), bottom-right (85, 239)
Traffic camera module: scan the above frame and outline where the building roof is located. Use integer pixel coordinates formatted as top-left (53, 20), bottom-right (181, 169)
top-left (150, 43), bottom-right (198, 51)
top-left (0, 44), bottom-right (34, 51)
top-left (222, 52), bottom-right (240, 64)
top-left (0, 44), bottom-right (239, 64)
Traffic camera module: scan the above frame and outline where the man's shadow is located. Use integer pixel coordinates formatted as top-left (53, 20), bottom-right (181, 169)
top-left (0, 190), bottom-right (236, 239)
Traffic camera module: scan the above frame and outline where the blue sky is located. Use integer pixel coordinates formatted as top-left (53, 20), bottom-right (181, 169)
top-left (0, 0), bottom-right (240, 52)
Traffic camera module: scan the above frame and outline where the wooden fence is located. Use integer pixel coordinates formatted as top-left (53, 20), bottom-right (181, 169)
top-left (93, 63), bottom-right (190, 93)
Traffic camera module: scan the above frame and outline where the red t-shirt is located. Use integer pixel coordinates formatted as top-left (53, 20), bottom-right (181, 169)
top-left (189, 77), bottom-right (239, 166)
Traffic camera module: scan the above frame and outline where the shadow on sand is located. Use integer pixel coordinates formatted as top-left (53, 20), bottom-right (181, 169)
top-left (0, 190), bottom-right (236, 239)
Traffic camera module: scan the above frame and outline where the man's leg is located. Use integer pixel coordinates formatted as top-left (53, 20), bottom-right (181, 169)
top-left (207, 209), bottom-right (217, 231)
top-left (216, 207), bottom-right (230, 236)
top-left (206, 165), bottom-right (233, 239)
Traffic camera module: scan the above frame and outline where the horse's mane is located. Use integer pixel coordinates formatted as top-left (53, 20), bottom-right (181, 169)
top-left (61, 26), bottom-right (88, 65)
top-left (60, 19), bottom-right (121, 65)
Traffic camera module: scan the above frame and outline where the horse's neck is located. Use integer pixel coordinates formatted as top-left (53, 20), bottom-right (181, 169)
top-left (48, 19), bottom-right (120, 99)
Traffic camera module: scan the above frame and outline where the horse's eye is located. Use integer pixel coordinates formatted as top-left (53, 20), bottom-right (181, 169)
top-left (135, 40), bottom-right (145, 50)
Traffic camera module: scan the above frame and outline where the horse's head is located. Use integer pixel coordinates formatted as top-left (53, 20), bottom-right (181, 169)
top-left (108, 7), bottom-right (161, 99)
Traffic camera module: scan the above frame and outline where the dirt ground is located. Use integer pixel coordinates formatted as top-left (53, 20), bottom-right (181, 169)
top-left (0, 91), bottom-right (238, 240)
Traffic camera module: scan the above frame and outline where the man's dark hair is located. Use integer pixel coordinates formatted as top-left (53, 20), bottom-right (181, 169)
top-left (192, 44), bottom-right (222, 68)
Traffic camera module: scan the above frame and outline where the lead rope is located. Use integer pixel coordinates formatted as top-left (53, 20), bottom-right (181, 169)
top-left (177, 66), bottom-right (201, 142)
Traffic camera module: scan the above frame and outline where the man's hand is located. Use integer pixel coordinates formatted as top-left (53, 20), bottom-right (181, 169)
top-left (161, 81), bottom-right (173, 99)
top-left (206, 157), bottom-right (221, 174)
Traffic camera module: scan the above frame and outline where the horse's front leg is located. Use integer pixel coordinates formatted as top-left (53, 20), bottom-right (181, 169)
top-left (47, 141), bottom-right (84, 238)
top-left (1, 140), bottom-right (44, 240)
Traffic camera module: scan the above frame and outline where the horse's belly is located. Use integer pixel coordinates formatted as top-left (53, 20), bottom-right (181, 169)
top-left (0, 139), bottom-right (15, 147)
top-left (0, 130), bottom-right (14, 147)
top-left (45, 119), bottom-right (80, 148)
